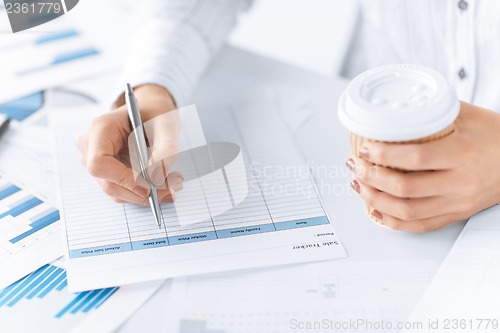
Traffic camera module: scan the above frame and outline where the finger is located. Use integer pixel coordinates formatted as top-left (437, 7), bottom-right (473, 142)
top-left (359, 131), bottom-right (463, 170)
top-left (88, 154), bottom-right (150, 197)
top-left (372, 211), bottom-right (466, 233)
top-left (144, 111), bottom-right (180, 186)
top-left (166, 172), bottom-right (184, 192)
top-left (353, 179), bottom-right (463, 221)
top-left (348, 156), bottom-right (457, 198)
top-left (159, 188), bottom-right (176, 203)
top-left (87, 123), bottom-right (150, 197)
top-left (98, 180), bottom-right (149, 205)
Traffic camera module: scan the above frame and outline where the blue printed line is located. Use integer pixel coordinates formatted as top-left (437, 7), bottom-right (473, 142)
top-left (26, 266), bottom-right (60, 299)
top-left (52, 47), bottom-right (99, 65)
top-left (35, 30), bottom-right (78, 44)
top-left (37, 269), bottom-right (66, 298)
top-left (94, 288), bottom-right (119, 309)
top-left (70, 289), bottom-right (101, 314)
top-left (56, 279), bottom-right (67, 291)
top-left (7, 266), bottom-right (56, 306)
top-left (81, 289), bottom-right (109, 313)
top-left (55, 291), bottom-right (89, 318)
top-left (9, 210), bottom-right (60, 244)
top-left (0, 197), bottom-right (43, 219)
top-left (0, 265), bottom-right (48, 306)
top-left (0, 185), bottom-right (20, 200)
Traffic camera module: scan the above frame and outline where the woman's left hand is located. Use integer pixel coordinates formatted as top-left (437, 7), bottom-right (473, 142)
top-left (346, 101), bottom-right (500, 232)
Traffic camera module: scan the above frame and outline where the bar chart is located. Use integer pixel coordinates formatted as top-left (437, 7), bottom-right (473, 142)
top-left (0, 259), bottom-right (149, 333)
top-left (0, 264), bottom-right (118, 318)
top-left (0, 175), bottom-right (62, 290)
top-left (0, 178), bottom-right (60, 257)
top-left (0, 24), bottom-right (110, 104)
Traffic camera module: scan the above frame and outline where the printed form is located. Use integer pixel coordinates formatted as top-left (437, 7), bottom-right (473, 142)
top-left (52, 98), bottom-right (346, 292)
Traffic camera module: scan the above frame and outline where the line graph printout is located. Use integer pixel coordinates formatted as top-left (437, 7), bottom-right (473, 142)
top-left (0, 259), bottom-right (163, 333)
top-left (52, 102), bottom-right (346, 292)
top-left (0, 174), bottom-right (62, 290)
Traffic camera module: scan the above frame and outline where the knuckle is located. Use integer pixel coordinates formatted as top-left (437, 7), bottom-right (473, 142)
top-left (373, 146), bottom-right (387, 163)
top-left (87, 157), bottom-right (104, 177)
top-left (101, 182), bottom-right (116, 196)
top-left (385, 219), bottom-right (402, 231)
top-left (459, 206), bottom-right (475, 220)
top-left (392, 175), bottom-right (413, 197)
top-left (415, 223), bottom-right (434, 233)
top-left (358, 164), bottom-right (377, 183)
top-left (461, 200), bottom-right (475, 215)
top-left (462, 180), bottom-right (479, 197)
top-left (361, 189), bottom-right (374, 207)
top-left (117, 171), bottom-right (132, 188)
top-left (399, 201), bottom-right (418, 221)
top-left (90, 114), bottom-right (108, 128)
top-left (409, 147), bottom-right (428, 168)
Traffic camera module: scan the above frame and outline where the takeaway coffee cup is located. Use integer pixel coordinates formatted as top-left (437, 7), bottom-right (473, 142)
top-left (338, 64), bottom-right (460, 221)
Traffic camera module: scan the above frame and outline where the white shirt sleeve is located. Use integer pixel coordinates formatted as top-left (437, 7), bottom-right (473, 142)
top-left (117, 0), bottom-right (252, 107)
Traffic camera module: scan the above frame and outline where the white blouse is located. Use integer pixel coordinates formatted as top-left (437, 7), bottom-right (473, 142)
top-left (121, 0), bottom-right (500, 112)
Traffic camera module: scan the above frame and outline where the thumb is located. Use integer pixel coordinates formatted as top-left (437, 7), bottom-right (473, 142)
top-left (144, 111), bottom-right (180, 187)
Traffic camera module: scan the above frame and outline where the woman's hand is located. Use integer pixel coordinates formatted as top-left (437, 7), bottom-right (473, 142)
top-left (77, 84), bottom-right (183, 205)
top-left (346, 102), bottom-right (500, 232)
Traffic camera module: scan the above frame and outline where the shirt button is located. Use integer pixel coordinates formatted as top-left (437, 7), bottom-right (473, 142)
top-left (458, 68), bottom-right (466, 80)
top-left (458, 0), bottom-right (468, 11)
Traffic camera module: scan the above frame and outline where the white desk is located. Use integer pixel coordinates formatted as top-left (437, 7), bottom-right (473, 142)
top-left (117, 46), bottom-right (464, 332)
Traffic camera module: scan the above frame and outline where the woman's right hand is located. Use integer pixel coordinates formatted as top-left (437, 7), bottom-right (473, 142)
top-left (76, 84), bottom-right (183, 205)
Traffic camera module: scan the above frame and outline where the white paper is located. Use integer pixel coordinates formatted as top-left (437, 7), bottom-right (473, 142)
top-left (0, 173), bottom-right (62, 290)
top-left (51, 99), bottom-right (346, 292)
top-left (164, 260), bottom-right (437, 333)
top-left (0, 258), bottom-right (163, 333)
top-left (409, 205), bottom-right (500, 333)
top-left (0, 123), bottom-right (58, 204)
top-left (0, 21), bottom-right (114, 104)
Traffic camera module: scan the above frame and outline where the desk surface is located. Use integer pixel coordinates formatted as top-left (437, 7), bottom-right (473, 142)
top-left (115, 46), bottom-right (463, 332)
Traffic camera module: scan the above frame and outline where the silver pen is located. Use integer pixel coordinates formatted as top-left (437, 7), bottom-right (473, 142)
top-left (125, 83), bottom-right (162, 228)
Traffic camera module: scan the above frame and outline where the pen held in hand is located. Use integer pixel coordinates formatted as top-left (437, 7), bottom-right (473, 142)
top-left (124, 83), bottom-right (162, 229)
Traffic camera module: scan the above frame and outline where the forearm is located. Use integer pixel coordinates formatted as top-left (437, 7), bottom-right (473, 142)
top-left (116, 0), bottom-right (252, 107)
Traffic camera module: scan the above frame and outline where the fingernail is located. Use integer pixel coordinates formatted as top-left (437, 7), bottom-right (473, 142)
top-left (345, 158), bottom-right (355, 172)
top-left (359, 146), bottom-right (369, 159)
top-left (371, 209), bottom-right (384, 220)
top-left (350, 179), bottom-right (361, 194)
top-left (134, 186), bottom-right (149, 198)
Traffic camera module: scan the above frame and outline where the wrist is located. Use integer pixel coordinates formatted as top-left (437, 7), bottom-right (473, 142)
top-left (113, 84), bottom-right (176, 110)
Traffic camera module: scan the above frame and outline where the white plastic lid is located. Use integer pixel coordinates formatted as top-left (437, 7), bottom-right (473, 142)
top-left (338, 64), bottom-right (460, 141)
